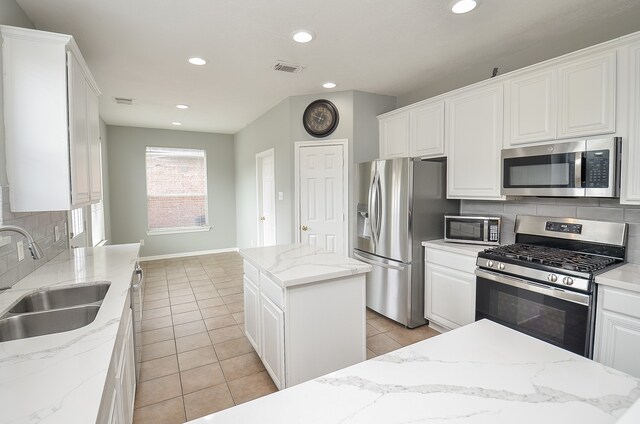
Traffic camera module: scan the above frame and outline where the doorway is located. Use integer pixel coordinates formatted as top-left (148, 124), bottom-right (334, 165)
top-left (294, 140), bottom-right (348, 255)
top-left (256, 148), bottom-right (277, 247)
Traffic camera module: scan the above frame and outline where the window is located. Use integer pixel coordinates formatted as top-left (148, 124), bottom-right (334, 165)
top-left (145, 146), bottom-right (209, 234)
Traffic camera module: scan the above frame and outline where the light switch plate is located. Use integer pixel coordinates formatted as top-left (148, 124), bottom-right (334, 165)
top-left (17, 240), bottom-right (25, 262)
top-left (54, 225), bottom-right (60, 242)
top-left (278, 192), bottom-right (284, 201)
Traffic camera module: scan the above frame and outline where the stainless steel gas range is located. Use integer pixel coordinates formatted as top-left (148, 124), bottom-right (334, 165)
top-left (475, 215), bottom-right (628, 358)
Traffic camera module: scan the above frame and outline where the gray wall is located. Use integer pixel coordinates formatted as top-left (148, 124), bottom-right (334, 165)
top-left (461, 199), bottom-right (640, 265)
top-left (234, 90), bottom-right (396, 250)
top-left (107, 126), bottom-right (236, 257)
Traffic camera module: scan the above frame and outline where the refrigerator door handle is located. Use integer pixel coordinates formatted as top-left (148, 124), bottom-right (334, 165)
top-left (353, 251), bottom-right (406, 271)
top-left (369, 171), bottom-right (379, 245)
top-left (375, 173), bottom-right (382, 242)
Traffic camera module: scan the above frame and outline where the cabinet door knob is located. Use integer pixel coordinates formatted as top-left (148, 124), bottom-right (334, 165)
top-left (301, 225), bottom-right (308, 231)
top-left (259, 216), bottom-right (266, 221)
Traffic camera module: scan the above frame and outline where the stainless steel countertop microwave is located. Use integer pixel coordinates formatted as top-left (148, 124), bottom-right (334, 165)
top-left (501, 138), bottom-right (621, 198)
top-left (444, 215), bottom-right (501, 246)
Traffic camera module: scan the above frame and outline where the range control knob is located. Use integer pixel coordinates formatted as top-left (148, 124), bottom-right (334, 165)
top-left (563, 277), bottom-right (574, 286)
top-left (487, 260), bottom-right (494, 267)
top-left (498, 263), bottom-right (505, 270)
top-left (547, 274), bottom-right (558, 283)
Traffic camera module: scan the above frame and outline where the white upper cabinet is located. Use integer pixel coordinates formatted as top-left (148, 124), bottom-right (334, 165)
top-left (557, 51), bottom-right (616, 138)
top-left (446, 84), bottom-right (505, 200)
top-left (379, 100), bottom-right (445, 159)
top-left (505, 69), bottom-right (557, 146)
top-left (623, 41), bottom-right (640, 204)
top-left (1, 26), bottom-right (101, 212)
top-left (379, 112), bottom-right (410, 158)
top-left (409, 100), bottom-right (445, 157)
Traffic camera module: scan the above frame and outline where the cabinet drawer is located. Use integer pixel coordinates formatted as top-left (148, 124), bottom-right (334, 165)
top-left (600, 286), bottom-right (640, 319)
top-left (260, 273), bottom-right (284, 309)
top-left (243, 260), bottom-right (259, 285)
top-left (425, 248), bottom-right (477, 274)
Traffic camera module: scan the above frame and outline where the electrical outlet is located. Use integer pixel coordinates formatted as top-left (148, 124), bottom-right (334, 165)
top-left (17, 240), bottom-right (25, 262)
top-left (140, 239), bottom-right (145, 246)
top-left (54, 225), bottom-right (60, 242)
top-left (278, 191), bottom-right (284, 201)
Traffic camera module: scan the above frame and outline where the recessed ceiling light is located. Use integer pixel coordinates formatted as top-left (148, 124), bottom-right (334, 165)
top-left (171, 122), bottom-right (182, 126)
top-left (188, 57), bottom-right (207, 65)
top-left (176, 104), bottom-right (189, 109)
top-left (450, 0), bottom-right (478, 14)
top-left (322, 82), bottom-right (337, 89)
top-left (292, 31), bottom-right (314, 43)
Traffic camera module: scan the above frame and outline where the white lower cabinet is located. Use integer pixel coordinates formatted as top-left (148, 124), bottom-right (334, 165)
top-left (98, 308), bottom-right (136, 424)
top-left (243, 276), bottom-right (261, 353)
top-left (594, 285), bottom-right (640, 378)
top-left (260, 293), bottom-right (285, 389)
top-left (424, 243), bottom-right (484, 332)
top-left (242, 259), bottom-right (366, 390)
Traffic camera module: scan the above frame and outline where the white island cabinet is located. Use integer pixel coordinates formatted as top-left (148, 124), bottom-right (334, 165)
top-left (240, 244), bottom-right (371, 389)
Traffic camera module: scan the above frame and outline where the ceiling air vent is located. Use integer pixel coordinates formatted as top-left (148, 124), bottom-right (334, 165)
top-left (273, 61), bottom-right (305, 74)
top-left (114, 97), bottom-right (134, 105)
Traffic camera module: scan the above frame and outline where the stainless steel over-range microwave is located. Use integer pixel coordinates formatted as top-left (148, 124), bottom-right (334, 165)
top-left (501, 137), bottom-right (621, 197)
top-left (444, 215), bottom-right (501, 246)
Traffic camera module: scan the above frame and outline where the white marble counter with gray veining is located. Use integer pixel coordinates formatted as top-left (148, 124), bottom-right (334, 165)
top-left (0, 243), bottom-right (140, 424)
top-left (239, 243), bottom-right (371, 287)
top-left (596, 263), bottom-right (640, 293)
top-left (422, 239), bottom-right (489, 257)
top-left (189, 319), bottom-right (640, 424)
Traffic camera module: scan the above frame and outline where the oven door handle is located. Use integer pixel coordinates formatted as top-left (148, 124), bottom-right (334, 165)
top-left (475, 268), bottom-right (591, 306)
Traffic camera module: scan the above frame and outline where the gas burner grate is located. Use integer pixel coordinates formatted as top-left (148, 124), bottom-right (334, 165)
top-left (482, 244), bottom-right (617, 273)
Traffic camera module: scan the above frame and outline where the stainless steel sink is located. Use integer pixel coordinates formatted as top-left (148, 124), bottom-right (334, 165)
top-left (0, 282), bottom-right (111, 342)
top-left (0, 305), bottom-right (100, 342)
top-left (8, 283), bottom-right (110, 314)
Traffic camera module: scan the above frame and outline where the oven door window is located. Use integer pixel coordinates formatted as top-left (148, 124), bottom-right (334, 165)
top-left (476, 276), bottom-right (589, 356)
top-left (503, 152), bottom-right (578, 188)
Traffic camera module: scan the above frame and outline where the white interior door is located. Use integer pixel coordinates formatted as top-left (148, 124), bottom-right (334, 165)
top-left (298, 144), bottom-right (345, 254)
top-left (257, 149), bottom-right (276, 246)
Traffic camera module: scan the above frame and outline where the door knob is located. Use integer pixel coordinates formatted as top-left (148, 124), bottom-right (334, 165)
top-left (259, 216), bottom-right (266, 221)
top-left (301, 225), bottom-right (308, 231)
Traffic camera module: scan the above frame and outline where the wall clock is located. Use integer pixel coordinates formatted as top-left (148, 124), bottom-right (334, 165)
top-left (302, 99), bottom-right (339, 138)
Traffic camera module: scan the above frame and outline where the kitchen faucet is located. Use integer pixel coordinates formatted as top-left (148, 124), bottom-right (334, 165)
top-left (0, 225), bottom-right (44, 260)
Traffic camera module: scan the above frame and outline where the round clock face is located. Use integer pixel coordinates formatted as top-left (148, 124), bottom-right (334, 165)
top-left (302, 100), bottom-right (339, 137)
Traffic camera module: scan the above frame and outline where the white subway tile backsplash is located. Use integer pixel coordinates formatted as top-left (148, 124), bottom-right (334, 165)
top-left (0, 186), bottom-right (68, 288)
top-left (577, 207), bottom-right (625, 222)
top-left (625, 209), bottom-right (640, 223)
top-left (503, 203), bottom-right (537, 215)
top-left (535, 205), bottom-right (577, 218)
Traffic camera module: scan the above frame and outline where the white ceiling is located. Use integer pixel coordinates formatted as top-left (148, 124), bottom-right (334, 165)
top-left (15, 0), bottom-right (640, 134)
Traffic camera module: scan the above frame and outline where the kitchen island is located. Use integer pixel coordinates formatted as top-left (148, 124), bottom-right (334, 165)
top-left (189, 319), bottom-right (640, 424)
top-left (240, 243), bottom-right (371, 389)
top-left (0, 244), bottom-right (140, 424)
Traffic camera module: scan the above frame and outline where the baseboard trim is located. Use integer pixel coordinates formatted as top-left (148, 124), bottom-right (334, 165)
top-left (139, 247), bottom-right (239, 262)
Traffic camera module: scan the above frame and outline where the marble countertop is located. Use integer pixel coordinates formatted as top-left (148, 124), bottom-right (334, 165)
top-left (189, 319), bottom-right (640, 424)
top-left (422, 239), bottom-right (489, 257)
top-left (0, 243), bottom-right (140, 424)
top-left (596, 263), bottom-right (640, 293)
top-left (239, 244), bottom-right (371, 287)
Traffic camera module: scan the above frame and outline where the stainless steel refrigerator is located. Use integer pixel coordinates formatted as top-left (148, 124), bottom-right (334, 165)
top-left (354, 158), bottom-right (459, 328)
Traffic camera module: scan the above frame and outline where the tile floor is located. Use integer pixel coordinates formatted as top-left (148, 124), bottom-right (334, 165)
top-left (133, 252), bottom-right (440, 424)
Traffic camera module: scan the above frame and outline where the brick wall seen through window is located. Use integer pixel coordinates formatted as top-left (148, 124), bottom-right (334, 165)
top-left (145, 146), bottom-right (208, 231)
